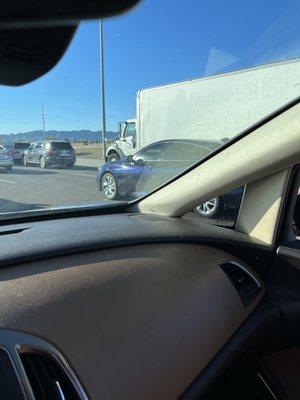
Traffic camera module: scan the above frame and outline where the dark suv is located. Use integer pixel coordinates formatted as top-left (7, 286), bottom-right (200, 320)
top-left (23, 141), bottom-right (76, 168)
top-left (11, 142), bottom-right (31, 164)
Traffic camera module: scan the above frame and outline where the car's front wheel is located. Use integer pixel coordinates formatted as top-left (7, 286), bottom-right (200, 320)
top-left (39, 156), bottom-right (47, 169)
top-left (195, 197), bottom-right (221, 218)
top-left (101, 173), bottom-right (118, 200)
top-left (5, 166), bottom-right (12, 173)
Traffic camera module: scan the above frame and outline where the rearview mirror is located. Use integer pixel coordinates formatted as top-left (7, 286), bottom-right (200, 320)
top-left (0, 0), bottom-right (140, 27)
top-left (0, 1), bottom-right (140, 86)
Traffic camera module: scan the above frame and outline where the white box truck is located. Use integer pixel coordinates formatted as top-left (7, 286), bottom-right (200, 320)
top-left (105, 58), bottom-right (300, 162)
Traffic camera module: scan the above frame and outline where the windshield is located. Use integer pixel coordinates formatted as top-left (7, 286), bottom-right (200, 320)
top-left (0, 0), bottom-right (300, 218)
top-left (50, 142), bottom-right (73, 150)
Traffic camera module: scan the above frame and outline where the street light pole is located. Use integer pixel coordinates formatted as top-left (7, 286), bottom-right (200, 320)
top-left (99, 19), bottom-right (107, 160)
top-left (41, 101), bottom-right (46, 140)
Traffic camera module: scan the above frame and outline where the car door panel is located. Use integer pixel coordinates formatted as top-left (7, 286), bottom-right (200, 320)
top-left (33, 142), bottom-right (42, 163)
top-left (25, 144), bottom-right (34, 162)
top-left (265, 245), bottom-right (300, 351)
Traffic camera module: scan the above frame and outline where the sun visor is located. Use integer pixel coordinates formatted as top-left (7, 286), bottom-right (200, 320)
top-left (0, 0), bottom-right (140, 86)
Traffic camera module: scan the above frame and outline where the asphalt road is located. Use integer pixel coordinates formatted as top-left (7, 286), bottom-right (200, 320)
top-left (0, 164), bottom-right (108, 214)
top-left (0, 164), bottom-right (235, 228)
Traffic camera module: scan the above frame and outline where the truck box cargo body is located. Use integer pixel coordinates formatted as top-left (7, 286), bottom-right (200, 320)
top-left (105, 58), bottom-right (300, 161)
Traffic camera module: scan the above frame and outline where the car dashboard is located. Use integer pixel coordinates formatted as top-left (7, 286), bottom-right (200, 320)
top-left (0, 213), bottom-right (268, 399)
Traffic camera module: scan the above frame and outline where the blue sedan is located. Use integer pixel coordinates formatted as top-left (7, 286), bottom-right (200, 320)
top-left (97, 139), bottom-right (243, 218)
top-left (97, 139), bottom-right (219, 197)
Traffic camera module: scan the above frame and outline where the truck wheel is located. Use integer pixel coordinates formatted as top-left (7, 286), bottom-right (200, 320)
top-left (107, 152), bottom-right (119, 162)
top-left (101, 173), bottom-right (118, 200)
top-left (195, 197), bottom-right (221, 218)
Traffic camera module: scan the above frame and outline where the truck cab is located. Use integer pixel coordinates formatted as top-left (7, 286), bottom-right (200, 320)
top-left (106, 119), bottom-right (137, 162)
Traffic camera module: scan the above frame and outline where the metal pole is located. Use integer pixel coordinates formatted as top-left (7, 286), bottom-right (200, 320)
top-left (99, 19), bottom-right (107, 160)
top-left (41, 101), bottom-right (46, 140)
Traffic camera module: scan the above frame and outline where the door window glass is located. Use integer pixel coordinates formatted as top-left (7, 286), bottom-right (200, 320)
top-left (133, 142), bottom-right (169, 162)
top-left (124, 123), bottom-right (136, 138)
top-left (184, 186), bottom-right (244, 229)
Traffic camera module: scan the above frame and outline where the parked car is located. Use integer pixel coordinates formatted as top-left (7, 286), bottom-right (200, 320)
top-left (0, 145), bottom-right (13, 172)
top-left (23, 141), bottom-right (76, 168)
top-left (9, 142), bottom-right (31, 164)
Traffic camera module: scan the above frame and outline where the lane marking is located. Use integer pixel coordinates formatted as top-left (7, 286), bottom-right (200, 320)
top-left (72, 173), bottom-right (96, 178)
top-left (0, 178), bottom-right (17, 184)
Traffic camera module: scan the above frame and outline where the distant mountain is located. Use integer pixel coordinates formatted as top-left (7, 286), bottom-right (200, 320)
top-left (0, 130), bottom-right (118, 143)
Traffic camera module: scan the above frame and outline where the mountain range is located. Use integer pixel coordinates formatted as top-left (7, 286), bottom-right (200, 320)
top-left (0, 130), bottom-right (119, 143)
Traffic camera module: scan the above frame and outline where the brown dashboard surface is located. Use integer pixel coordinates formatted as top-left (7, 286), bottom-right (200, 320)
top-left (0, 243), bottom-right (264, 399)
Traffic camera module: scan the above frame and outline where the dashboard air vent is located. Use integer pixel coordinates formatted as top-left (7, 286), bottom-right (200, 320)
top-left (20, 352), bottom-right (81, 400)
top-left (219, 261), bottom-right (261, 307)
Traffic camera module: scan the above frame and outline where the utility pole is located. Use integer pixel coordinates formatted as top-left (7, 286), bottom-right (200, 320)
top-left (41, 101), bottom-right (46, 140)
top-left (99, 19), bottom-right (107, 160)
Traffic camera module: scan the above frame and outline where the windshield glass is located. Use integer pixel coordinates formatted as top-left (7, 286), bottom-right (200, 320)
top-left (0, 0), bottom-right (300, 218)
top-left (51, 142), bottom-right (73, 150)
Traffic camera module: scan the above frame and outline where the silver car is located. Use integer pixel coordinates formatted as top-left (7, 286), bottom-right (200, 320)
top-left (0, 145), bottom-right (13, 172)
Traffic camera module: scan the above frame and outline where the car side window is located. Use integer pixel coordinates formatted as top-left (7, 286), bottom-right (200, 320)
top-left (134, 143), bottom-right (169, 162)
top-left (184, 186), bottom-right (244, 228)
top-left (124, 123), bottom-right (136, 139)
top-left (163, 142), bottom-right (215, 162)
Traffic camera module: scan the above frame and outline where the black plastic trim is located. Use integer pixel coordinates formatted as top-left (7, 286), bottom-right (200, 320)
top-left (0, 202), bottom-right (129, 226)
top-left (0, 214), bottom-right (273, 277)
top-left (0, 0), bottom-right (141, 28)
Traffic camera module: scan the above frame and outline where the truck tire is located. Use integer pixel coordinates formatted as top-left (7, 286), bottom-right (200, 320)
top-left (107, 152), bottom-right (120, 162)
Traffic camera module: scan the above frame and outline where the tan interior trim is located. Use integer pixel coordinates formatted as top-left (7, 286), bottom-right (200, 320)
top-left (235, 168), bottom-right (292, 244)
top-left (132, 103), bottom-right (300, 217)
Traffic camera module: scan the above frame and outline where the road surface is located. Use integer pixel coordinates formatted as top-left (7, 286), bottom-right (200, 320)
top-left (0, 164), bottom-right (234, 228)
top-left (0, 164), bottom-right (108, 214)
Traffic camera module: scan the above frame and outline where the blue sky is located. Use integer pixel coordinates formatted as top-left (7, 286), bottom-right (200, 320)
top-left (0, 0), bottom-right (299, 134)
